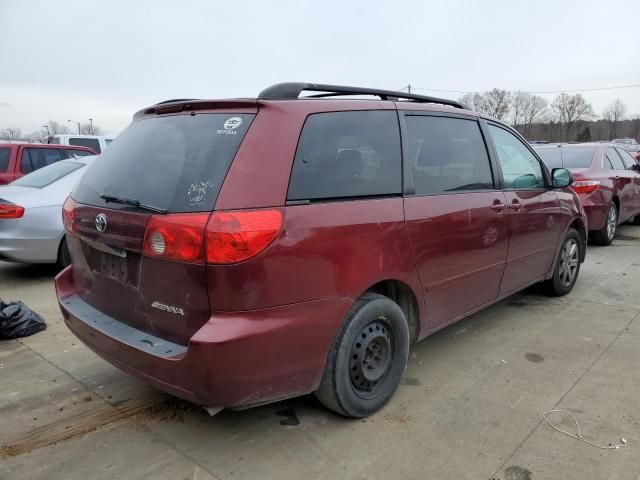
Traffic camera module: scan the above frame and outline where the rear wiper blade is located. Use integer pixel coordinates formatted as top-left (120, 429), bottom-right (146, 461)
top-left (100, 194), bottom-right (167, 214)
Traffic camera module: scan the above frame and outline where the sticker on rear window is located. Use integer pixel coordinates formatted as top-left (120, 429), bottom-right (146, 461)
top-left (217, 117), bottom-right (243, 135)
top-left (187, 180), bottom-right (215, 206)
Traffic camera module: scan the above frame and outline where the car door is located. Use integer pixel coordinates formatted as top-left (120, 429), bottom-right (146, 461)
top-left (615, 147), bottom-right (640, 216)
top-left (402, 113), bottom-right (508, 329)
top-left (484, 123), bottom-right (563, 296)
top-left (604, 147), bottom-right (635, 221)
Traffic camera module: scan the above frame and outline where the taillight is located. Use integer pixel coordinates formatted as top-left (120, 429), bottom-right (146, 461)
top-left (571, 180), bottom-right (600, 195)
top-left (62, 197), bottom-right (77, 232)
top-left (142, 213), bottom-right (209, 263)
top-left (206, 209), bottom-right (282, 264)
top-left (0, 203), bottom-right (24, 219)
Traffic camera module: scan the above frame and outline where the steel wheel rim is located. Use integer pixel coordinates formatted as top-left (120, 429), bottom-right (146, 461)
top-left (349, 320), bottom-right (393, 399)
top-left (607, 206), bottom-right (617, 240)
top-left (558, 238), bottom-right (579, 287)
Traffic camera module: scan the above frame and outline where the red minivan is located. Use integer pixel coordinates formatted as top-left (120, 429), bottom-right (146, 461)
top-left (0, 143), bottom-right (96, 184)
top-left (56, 83), bottom-right (587, 417)
top-left (534, 143), bottom-right (640, 245)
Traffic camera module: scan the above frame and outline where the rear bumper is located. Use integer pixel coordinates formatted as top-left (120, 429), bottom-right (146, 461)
top-left (55, 266), bottom-right (350, 408)
top-left (0, 220), bottom-right (60, 263)
top-left (580, 199), bottom-right (608, 232)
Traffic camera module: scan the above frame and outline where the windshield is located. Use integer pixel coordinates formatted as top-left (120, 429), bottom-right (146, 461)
top-left (72, 113), bottom-right (254, 213)
top-left (11, 161), bottom-right (85, 188)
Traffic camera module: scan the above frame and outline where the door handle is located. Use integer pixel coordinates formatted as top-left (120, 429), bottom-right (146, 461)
top-left (490, 202), bottom-right (506, 212)
top-left (508, 201), bottom-right (522, 211)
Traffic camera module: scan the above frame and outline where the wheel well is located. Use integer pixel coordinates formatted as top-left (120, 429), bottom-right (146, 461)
top-left (569, 218), bottom-right (587, 261)
top-left (612, 196), bottom-right (620, 212)
top-left (366, 280), bottom-right (420, 343)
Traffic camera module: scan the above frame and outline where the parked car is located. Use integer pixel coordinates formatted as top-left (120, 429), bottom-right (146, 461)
top-left (612, 138), bottom-right (636, 145)
top-left (534, 143), bottom-right (640, 245)
top-left (50, 134), bottom-right (114, 154)
top-left (0, 143), bottom-right (96, 185)
top-left (56, 83), bottom-right (587, 418)
top-left (0, 156), bottom-right (95, 266)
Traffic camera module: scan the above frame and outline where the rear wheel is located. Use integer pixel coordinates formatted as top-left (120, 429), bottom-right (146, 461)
top-left (57, 238), bottom-right (71, 269)
top-left (315, 293), bottom-right (409, 418)
top-left (591, 202), bottom-right (617, 246)
top-left (543, 228), bottom-right (581, 296)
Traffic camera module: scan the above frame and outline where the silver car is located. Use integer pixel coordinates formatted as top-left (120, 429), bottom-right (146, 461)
top-left (0, 156), bottom-right (95, 265)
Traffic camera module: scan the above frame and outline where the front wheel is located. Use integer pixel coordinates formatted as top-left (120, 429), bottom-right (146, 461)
top-left (315, 293), bottom-right (409, 418)
top-left (543, 228), bottom-right (582, 296)
top-left (591, 203), bottom-right (617, 246)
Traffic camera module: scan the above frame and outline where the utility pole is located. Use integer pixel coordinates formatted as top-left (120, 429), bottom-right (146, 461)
top-left (42, 125), bottom-right (50, 143)
top-left (407, 84), bottom-right (411, 94)
top-left (88, 118), bottom-right (94, 135)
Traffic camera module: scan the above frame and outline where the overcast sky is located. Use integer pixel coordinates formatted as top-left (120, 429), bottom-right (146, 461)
top-left (1, 0), bottom-right (639, 136)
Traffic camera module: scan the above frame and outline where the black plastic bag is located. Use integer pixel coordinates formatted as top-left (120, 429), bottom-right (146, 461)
top-left (0, 298), bottom-right (47, 339)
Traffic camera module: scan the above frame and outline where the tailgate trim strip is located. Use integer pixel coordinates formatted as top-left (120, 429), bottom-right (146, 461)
top-left (77, 235), bottom-right (127, 258)
top-left (61, 294), bottom-right (187, 358)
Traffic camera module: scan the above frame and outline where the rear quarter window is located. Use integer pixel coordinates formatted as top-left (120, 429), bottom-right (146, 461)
top-left (287, 110), bottom-right (402, 201)
top-left (0, 148), bottom-right (10, 172)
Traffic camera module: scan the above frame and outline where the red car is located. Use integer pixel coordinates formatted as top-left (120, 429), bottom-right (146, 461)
top-left (0, 143), bottom-right (97, 185)
top-left (56, 83), bottom-right (587, 417)
top-left (534, 143), bottom-right (640, 245)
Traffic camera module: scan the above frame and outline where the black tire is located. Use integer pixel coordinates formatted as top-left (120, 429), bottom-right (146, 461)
top-left (315, 293), bottom-right (409, 418)
top-left (543, 228), bottom-right (582, 296)
top-left (591, 202), bottom-right (617, 246)
top-left (57, 238), bottom-right (71, 269)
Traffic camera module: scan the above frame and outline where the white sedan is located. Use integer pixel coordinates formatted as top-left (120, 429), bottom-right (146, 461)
top-left (0, 156), bottom-right (95, 266)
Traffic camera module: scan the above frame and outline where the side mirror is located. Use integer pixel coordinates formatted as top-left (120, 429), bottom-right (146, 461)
top-left (552, 168), bottom-right (572, 188)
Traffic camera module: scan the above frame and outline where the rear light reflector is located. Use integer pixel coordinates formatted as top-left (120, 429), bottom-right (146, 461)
top-left (142, 213), bottom-right (209, 263)
top-left (206, 209), bottom-right (283, 264)
top-left (0, 203), bottom-right (24, 219)
top-left (62, 197), bottom-right (76, 232)
top-left (571, 180), bottom-right (600, 195)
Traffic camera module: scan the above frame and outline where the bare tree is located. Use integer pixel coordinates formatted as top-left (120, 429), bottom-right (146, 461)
top-left (602, 99), bottom-right (627, 140)
top-left (551, 93), bottom-right (594, 141)
top-left (80, 122), bottom-right (102, 135)
top-left (460, 89), bottom-right (511, 119)
top-left (48, 120), bottom-right (70, 136)
top-left (522, 94), bottom-right (548, 137)
top-left (511, 91), bottom-right (528, 129)
top-left (482, 88), bottom-right (511, 120)
top-left (459, 92), bottom-right (485, 112)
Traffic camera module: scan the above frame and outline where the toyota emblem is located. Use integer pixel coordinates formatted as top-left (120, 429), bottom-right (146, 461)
top-left (95, 213), bottom-right (107, 232)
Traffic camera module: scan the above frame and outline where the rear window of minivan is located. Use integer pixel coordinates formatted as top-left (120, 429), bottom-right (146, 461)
top-left (72, 113), bottom-right (254, 213)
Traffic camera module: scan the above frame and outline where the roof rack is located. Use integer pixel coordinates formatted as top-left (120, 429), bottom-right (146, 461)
top-left (156, 98), bottom-right (198, 105)
top-left (258, 82), bottom-right (467, 109)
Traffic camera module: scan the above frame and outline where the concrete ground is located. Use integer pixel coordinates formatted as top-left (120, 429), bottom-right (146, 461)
top-left (1, 226), bottom-right (640, 480)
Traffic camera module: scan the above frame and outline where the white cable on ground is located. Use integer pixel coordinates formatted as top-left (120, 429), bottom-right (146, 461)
top-left (542, 410), bottom-right (627, 450)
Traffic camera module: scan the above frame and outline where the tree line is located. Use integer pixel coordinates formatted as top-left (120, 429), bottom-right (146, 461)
top-left (1, 120), bottom-right (102, 143)
top-left (459, 89), bottom-right (638, 143)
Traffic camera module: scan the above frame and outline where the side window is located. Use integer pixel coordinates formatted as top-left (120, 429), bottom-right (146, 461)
top-left (616, 148), bottom-right (636, 169)
top-left (21, 148), bottom-right (63, 173)
top-left (0, 148), bottom-right (10, 172)
top-left (487, 124), bottom-right (545, 189)
top-left (69, 138), bottom-right (101, 153)
top-left (405, 116), bottom-right (494, 195)
top-left (605, 148), bottom-right (625, 170)
top-left (287, 111), bottom-right (402, 201)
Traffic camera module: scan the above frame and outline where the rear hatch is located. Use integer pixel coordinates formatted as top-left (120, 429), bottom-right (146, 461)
top-left (66, 108), bottom-right (256, 345)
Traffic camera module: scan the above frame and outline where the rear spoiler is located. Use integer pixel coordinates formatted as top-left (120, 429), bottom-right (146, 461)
top-left (134, 99), bottom-right (259, 120)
